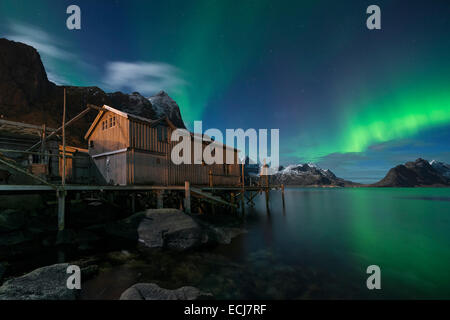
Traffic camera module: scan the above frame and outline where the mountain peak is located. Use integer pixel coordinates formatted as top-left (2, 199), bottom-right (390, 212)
top-left (0, 38), bottom-right (187, 146)
top-left (156, 90), bottom-right (168, 96)
top-left (374, 158), bottom-right (449, 187)
top-left (272, 162), bottom-right (354, 186)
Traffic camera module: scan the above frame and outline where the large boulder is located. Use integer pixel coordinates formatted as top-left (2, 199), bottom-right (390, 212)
top-left (0, 263), bottom-right (78, 300)
top-left (119, 283), bottom-right (211, 300)
top-left (138, 209), bottom-right (205, 250)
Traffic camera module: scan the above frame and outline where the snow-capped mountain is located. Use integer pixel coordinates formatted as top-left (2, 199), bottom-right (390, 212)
top-left (271, 163), bottom-right (356, 186)
top-left (0, 39), bottom-right (187, 147)
top-left (373, 158), bottom-right (450, 187)
top-left (429, 160), bottom-right (450, 179)
top-left (148, 91), bottom-right (186, 128)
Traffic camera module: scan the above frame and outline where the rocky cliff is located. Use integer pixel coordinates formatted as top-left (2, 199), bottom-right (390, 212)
top-left (373, 158), bottom-right (450, 187)
top-left (0, 38), bottom-right (186, 147)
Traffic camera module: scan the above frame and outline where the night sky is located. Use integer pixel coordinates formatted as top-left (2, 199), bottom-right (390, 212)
top-left (1, 0), bottom-right (449, 182)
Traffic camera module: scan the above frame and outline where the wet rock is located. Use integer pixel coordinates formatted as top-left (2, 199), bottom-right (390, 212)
top-left (0, 263), bottom-right (78, 300)
top-left (119, 283), bottom-right (211, 300)
top-left (138, 209), bottom-right (205, 250)
top-left (0, 209), bottom-right (25, 232)
top-left (106, 250), bottom-right (137, 264)
top-left (81, 265), bottom-right (99, 281)
top-left (202, 225), bottom-right (247, 245)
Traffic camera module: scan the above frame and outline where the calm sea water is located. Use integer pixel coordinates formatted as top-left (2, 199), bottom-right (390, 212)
top-left (82, 188), bottom-right (450, 299)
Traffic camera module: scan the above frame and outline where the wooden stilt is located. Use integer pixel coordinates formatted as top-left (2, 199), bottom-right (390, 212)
top-left (57, 189), bottom-right (66, 231)
top-left (62, 88), bottom-right (66, 186)
top-left (184, 181), bottom-right (191, 214)
top-left (240, 190), bottom-right (245, 216)
top-left (209, 170), bottom-right (213, 187)
top-left (157, 190), bottom-right (164, 209)
top-left (281, 184), bottom-right (285, 209)
top-left (230, 192), bottom-right (235, 214)
top-left (131, 193), bottom-right (136, 213)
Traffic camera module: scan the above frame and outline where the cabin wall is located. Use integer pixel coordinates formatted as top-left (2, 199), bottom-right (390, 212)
top-left (168, 140), bottom-right (241, 186)
top-left (92, 151), bottom-right (127, 185)
top-left (127, 150), bottom-right (168, 185)
top-left (88, 111), bottom-right (129, 156)
top-left (128, 119), bottom-right (169, 154)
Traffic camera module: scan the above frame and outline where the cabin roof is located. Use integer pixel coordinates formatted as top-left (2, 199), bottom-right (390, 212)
top-left (178, 130), bottom-right (239, 152)
top-left (84, 105), bottom-right (176, 140)
top-left (84, 105), bottom-right (239, 152)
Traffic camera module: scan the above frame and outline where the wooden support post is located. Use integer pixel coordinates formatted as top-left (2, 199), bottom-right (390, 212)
top-left (131, 193), bottom-right (136, 213)
top-left (209, 170), bottom-right (213, 187)
top-left (240, 191), bottom-right (245, 216)
top-left (230, 192), bottom-right (236, 214)
top-left (57, 189), bottom-right (66, 231)
top-left (281, 184), bottom-right (286, 209)
top-left (184, 181), bottom-right (191, 214)
top-left (62, 88), bottom-right (66, 186)
top-left (157, 190), bottom-right (164, 209)
top-left (41, 124), bottom-right (46, 164)
top-left (241, 162), bottom-right (245, 187)
top-left (108, 192), bottom-right (114, 203)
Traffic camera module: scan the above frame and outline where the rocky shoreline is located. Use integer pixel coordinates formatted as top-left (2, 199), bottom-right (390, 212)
top-left (0, 207), bottom-right (246, 300)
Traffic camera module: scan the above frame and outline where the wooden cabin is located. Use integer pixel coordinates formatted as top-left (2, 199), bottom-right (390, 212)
top-left (84, 105), bottom-right (241, 186)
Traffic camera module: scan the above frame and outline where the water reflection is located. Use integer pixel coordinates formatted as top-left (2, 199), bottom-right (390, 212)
top-left (82, 187), bottom-right (450, 299)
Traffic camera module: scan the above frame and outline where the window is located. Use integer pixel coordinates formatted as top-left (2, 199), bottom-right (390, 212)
top-left (89, 140), bottom-right (94, 148)
top-left (103, 116), bottom-right (116, 131)
top-left (157, 125), bottom-right (167, 142)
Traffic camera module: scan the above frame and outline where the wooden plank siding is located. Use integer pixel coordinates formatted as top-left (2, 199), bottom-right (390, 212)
top-left (128, 119), bottom-right (169, 154)
top-left (167, 137), bottom-right (241, 186)
top-left (88, 111), bottom-right (129, 156)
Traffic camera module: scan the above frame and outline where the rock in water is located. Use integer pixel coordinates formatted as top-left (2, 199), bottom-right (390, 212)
top-left (0, 263), bottom-right (78, 300)
top-left (120, 283), bottom-right (211, 300)
top-left (138, 209), bottom-right (205, 250)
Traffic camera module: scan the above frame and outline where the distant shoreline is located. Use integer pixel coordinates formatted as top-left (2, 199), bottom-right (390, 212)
top-left (283, 184), bottom-right (450, 188)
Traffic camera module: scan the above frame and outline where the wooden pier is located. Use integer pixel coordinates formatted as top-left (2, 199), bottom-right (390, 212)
top-left (0, 99), bottom-right (284, 232)
top-left (0, 182), bottom-right (284, 231)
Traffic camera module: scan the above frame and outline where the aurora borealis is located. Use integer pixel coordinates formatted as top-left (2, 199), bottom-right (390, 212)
top-left (1, 0), bottom-right (449, 182)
